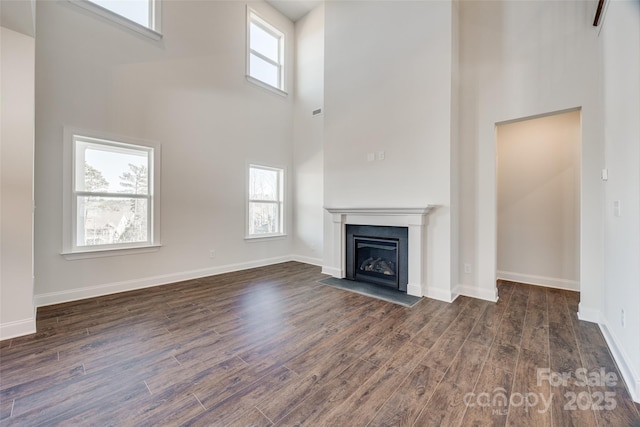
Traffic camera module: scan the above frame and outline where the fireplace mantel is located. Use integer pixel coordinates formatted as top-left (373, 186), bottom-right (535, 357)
top-left (325, 207), bottom-right (435, 216)
top-left (323, 206), bottom-right (437, 297)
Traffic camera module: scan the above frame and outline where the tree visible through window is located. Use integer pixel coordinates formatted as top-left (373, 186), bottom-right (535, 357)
top-left (73, 135), bottom-right (154, 249)
top-left (248, 165), bottom-right (284, 237)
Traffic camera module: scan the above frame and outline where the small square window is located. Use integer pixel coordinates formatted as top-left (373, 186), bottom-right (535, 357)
top-left (247, 10), bottom-right (285, 92)
top-left (63, 129), bottom-right (161, 255)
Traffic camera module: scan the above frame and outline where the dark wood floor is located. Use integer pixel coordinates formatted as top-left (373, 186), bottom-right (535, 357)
top-left (1, 262), bottom-right (639, 426)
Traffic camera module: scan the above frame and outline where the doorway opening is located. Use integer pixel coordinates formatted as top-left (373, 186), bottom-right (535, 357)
top-left (496, 108), bottom-right (581, 291)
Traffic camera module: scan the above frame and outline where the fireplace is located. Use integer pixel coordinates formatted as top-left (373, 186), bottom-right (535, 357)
top-left (346, 225), bottom-right (408, 291)
top-left (324, 207), bottom-right (435, 297)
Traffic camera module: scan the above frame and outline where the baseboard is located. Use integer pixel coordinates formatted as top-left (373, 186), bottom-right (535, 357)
top-left (456, 284), bottom-right (499, 302)
top-left (34, 255), bottom-right (293, 307)
top-left (577, 302), bottom-right (602, 323)
top-left (291, 254), bottom-right (323, 267)
top-left (598, 321), bottom-right (640, 403)
top-left (497, 270), bottom-right (579, 291)
top-left (0, 317), bottom-right (36, 341)
top-left (424, 285), bottom-right (456, 303)
top-left (321, 266), bottom-right (342, 278)
top-left (406, 283), bottom-right (423, 298)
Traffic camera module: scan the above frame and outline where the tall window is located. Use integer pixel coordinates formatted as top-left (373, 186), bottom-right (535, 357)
top-left (247, 10), bottom-right (284, 92)
top-left (247, 165), bottom-right (284, 237)
top-left (65, 131), bottom-right (160, 253)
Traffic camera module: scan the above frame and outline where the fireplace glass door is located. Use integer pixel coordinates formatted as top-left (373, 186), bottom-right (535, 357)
top-left (354, 237), bottom-right (399, 289)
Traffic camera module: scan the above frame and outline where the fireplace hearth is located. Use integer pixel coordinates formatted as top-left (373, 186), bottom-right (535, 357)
top-left (346, 225), bottom-right (408, 291)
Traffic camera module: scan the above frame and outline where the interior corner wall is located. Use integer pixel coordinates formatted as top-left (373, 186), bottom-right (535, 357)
top-left (34, 1), bottom-right (295, 305)
top-left (450, 0), bottom-right (461, 296)
top-left (496, 110), bottom-right (581, 290)
top-left (458, 1), bottom-right (603, 309)
top-left (322, 0), bottom-right (454, 299)
top-left (600, 0), bottom-right (640, 402)
top-left (0, 26), bottom-right (36, 339)
top-left (292, 4), bottom-right (324, 266)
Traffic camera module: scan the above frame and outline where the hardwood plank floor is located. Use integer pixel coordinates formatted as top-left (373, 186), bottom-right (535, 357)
top-left (1, 262), bottom-right (639, 426)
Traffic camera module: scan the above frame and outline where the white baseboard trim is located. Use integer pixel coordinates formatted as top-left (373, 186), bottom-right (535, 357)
top-left (321, 266), bottom-right (342, 277)
top-left (291, 254), bottom-right (323, 267)
top-left (406, 283), bottom-right (423, 297)
top-left (456, 284), bottom-right (499, 302)
top-left (424, 286), bottom-right (456, 303)
top-left (34, 255), bottom-right (294, 308)
top-left (0, 317), bottom-right (36, 341)
top-left (598, 321), bottom-right (640, 403)
top-left (497, 270), bottom-right (579, 291)
top-left (577, 302), bottom-right (602, 323)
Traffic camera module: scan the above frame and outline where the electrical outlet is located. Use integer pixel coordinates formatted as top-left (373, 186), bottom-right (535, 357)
top-left (621, 309), bottom-right (625, 327)
top-left (209, 250), bottom-right (216, 259)
top-left (464, 263), bottom-right (472, 274)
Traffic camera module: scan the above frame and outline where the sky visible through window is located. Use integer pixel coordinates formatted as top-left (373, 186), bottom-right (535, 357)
top-left (84, 148), bottom-right (148, 193)
top-left (250, 22), bottom-right (279, 62)
top-left (249, 15), bottom-right (282, 89)
top-left (250, 167), bottom-right (278, 201)
top-left (88, 0), bottom-right (150, 27)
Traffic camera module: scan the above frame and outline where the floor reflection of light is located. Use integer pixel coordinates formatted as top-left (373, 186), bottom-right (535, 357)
top-left (240, 283), bottom-right (287, 340)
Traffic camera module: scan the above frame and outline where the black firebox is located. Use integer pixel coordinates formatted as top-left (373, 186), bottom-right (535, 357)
top-left (345, 225), bottom-right (408, 291)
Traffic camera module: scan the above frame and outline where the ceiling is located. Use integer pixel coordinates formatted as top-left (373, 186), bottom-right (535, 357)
top-left (0, 0), bottom-right (36, 37)
top-left (265, 0), bottom-right (322, 22)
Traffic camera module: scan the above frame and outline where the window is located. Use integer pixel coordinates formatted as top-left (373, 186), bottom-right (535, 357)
top-left (247, 10), bottom-right (285, 92)
top-left (63, 129), bottom-right (160, 255)
top-left (247, 164), bottom-right (284, 238)
top-left (70, 0), bottom-right (162, 39)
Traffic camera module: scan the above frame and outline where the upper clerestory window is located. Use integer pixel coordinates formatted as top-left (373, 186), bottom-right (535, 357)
top-left (69, 0), bottom-right (162, 40)
top-left (247, 9), bottom-right (286, 95)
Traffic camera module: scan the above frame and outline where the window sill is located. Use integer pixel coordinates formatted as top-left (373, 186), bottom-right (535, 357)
top-left (246, 75), bottom-right (288, 97)
top-left (244, 234), bottom-right (287, 242)
top-left (62, 244), bottom-right (162, 260)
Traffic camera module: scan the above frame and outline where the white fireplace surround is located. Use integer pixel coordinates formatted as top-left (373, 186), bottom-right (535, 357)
top-left (323, 207), bottom-right (436, 297)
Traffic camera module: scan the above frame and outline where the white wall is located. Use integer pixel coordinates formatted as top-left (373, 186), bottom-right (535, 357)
top-left (322, 0), bottom-right (455, 299)
top-left (458, 0), bottom-right (603, 311)
top-left (0, 26), bottom-right (36, 339)
top-left (292, 4), bottom-right (324, 266)
top-left (600, 0), bottom-right (640, 402)
top-left (34, 1), bottom-right (296, 304)
top-left (497, 110), bottom-right (581, 290)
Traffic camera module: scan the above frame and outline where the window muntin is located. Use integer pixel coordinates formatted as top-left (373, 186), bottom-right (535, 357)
top-left (247, 165), bottom-right (284, 237)
top-left (72, 135), bottom-right (155, 251)
top-left (247, 11), bottom-right (284, 91)
top-left (249, 53), bottom-right (280, 89)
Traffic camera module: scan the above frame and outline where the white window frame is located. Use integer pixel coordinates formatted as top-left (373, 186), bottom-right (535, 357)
top-left (246, 164), bottom-right (285, 239)
top-left (68, 0), bottom-right (162, 41)
top-left (62, 128), bottom-right (162, 258)
top-left (246, 8), bottom-right (286, 95)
